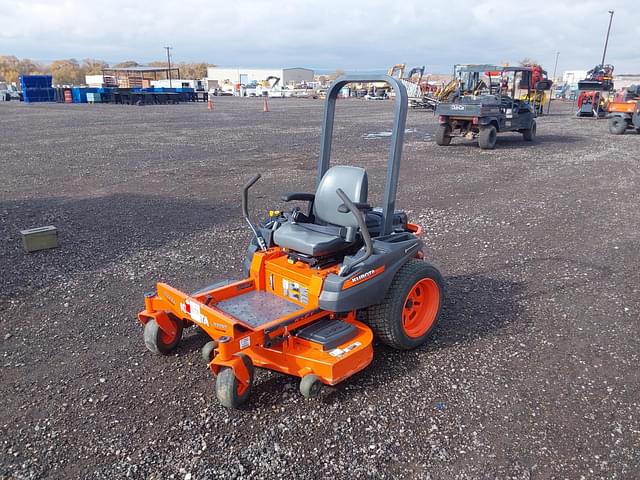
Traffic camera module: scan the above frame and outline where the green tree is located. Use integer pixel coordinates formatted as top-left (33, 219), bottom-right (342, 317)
top-left (145, 60), bottom-right (212, 79)
top-left (328, 68), bottom-right (345, 81)
top-left (82, 58), bottom-right (109, 75)
top-left (180, 62), bottom-right (210, 79)
top-left (0, 56), bottom-right (45, 83)
top-left (51, 58), bottom-right (83, 85)
top-left (114, 60), bottom-right (139, 68)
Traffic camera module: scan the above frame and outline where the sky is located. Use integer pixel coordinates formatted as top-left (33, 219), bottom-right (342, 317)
top-left (1, 0), bottom-right (639, 74)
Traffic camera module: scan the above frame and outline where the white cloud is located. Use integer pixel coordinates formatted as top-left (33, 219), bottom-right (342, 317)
top-left (1, 0), bottom-right (638, 73)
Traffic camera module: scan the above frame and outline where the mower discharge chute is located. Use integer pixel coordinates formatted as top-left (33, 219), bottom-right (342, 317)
top-left (138, 75), bottom-right (445, 409)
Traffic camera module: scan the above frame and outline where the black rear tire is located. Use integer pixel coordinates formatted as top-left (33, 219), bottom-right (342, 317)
top-left (367, 260), bottom-right (444, 350)
top-left (608, 116), bottom-right (627, 135)
top-left (215, 353), bottom-right (254, 409)
top-left (522, 120), bottom-right (537, 141)
top-left (435, 125), bottom-right (452, 146)
top-left (478, 125), bottom-right (497, 149)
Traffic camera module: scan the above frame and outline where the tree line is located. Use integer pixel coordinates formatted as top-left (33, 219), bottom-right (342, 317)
top-left (0, 56), bottom-right (214, 86)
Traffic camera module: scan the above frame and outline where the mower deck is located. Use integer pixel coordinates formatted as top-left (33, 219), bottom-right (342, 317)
top-left (138, 249), bottom-right (374, 388)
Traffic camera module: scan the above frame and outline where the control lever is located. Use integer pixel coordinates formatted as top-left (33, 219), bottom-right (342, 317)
top-left (242, 174), bottom-right (267, 251)
top-left (336, 188), bottom-right (373, 276)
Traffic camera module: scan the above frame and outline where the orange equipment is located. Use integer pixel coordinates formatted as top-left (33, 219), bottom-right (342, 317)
top-left (606, 85), bottom-right (640, 134)
top-left (137, 75), bottom-right (444, 408)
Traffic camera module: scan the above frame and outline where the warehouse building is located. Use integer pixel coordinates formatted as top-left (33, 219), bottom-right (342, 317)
top-left (206, 66), bottom-right (314, 88)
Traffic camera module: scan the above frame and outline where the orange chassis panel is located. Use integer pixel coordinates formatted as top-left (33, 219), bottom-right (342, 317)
top-left (138, 248), bottom-right (374, 386)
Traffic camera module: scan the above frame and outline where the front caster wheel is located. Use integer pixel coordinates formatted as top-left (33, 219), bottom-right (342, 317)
top-left (143, 317), bottom-right (183, 355)
top-left (300, 374), bottom-right (323, 398)
top-left (201, 340), bottom-right (218, 363)
top-left (215, 353), bottom-right (254, 409)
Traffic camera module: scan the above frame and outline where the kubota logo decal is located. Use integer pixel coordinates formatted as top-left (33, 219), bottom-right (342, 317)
top-left (343, 266), bottom-right (385, 289)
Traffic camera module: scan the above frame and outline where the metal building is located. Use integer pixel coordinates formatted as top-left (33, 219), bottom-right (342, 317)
top-left (206, 67), bottom-right (314, 87)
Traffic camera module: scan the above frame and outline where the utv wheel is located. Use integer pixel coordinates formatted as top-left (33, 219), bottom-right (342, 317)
top-left (435, 125), bottom-right (452, 146)
top-left (608, 117), bottom-right (627, 135)
top-left (143, 317), bottom-right (183, 355)
top-left (201, 340), bottom-right (218, 363)
top-left (367, 260), bottom-right (444, 350)
top-left (478, 125), bottom-right (497, 149)
top-left (215, 353), bottom-right (254, 409)
top-left (299, 374), bottom-right (323, 398)
top-left (522, 120), bottom-right (537, 141)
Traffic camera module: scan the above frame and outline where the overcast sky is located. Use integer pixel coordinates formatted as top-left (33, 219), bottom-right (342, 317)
top-left (1, 0), bottom-right (638, 74)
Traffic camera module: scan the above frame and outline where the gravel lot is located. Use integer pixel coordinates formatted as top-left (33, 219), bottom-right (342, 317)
top-left (1, 98), bottom-right (638, 479)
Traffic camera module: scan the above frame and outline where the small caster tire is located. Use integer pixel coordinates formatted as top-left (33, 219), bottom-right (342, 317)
top-left (143, 317), bottom-right (183, 355)
top-left (215, 353), bottom-right (254, 409)
top-left (300, 374), bottom-right (323, 398)
top-left (201, 340), bottom-right (218, 363)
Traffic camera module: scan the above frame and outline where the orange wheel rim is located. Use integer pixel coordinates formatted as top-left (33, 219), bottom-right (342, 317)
top-left (237, 381), bottom-right (248, 396)
top-left (402, 278), bottom-right (440, 338)
top-left (159, 329), bottom-right (175, 345)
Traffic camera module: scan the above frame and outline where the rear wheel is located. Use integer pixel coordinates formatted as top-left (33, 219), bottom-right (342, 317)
top-left (608, 116), bottom-right (627, 135)
top-left (478, 125), bottom-right (497, 149)
top-left (435, 125), bottom-right (452, 146)
top-left (522, 120), bottom-right (537, 141)
top-left (215, 353), bottom-right (254, 409)
top-left (367, 260), bottom-right (444, 350)
top-left (143, 317), bottom-right (183, 355)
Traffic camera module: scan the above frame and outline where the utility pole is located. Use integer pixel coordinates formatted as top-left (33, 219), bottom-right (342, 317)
top-left (547, 51), bottom-right (560, 114)
top-left (601, 10), bottom-right (614, 66)
top-left (164, 46), bottom-right (173, 87)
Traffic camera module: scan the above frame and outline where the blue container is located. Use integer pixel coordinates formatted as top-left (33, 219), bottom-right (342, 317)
top-left (175, 87), bottom-right (194, 92)
top-left (23, 88), bottom-right (56, 103)
top-left (20, 75), bottom-right (53, 90)
top-left (71, 87), bottom-right (99, 103)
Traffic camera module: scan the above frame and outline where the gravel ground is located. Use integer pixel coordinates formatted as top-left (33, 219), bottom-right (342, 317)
top-left (0, 98), bottom-right (638, 479)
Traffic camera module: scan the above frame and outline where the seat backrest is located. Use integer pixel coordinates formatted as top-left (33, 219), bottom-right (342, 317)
top-left (313, 165), bottom-right (368, 228)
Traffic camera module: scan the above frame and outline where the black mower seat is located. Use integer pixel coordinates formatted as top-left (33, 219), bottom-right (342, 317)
top-left (274, 165), bottom-right (368, 257)
top-left (273, 223), bottom-right (349, 256)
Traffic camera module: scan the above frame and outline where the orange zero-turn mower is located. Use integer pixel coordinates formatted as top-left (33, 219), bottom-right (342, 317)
top-left (138, 75), bottom-right (445, 408)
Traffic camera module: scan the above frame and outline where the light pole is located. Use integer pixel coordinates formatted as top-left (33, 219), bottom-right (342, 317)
top-left (164, 46), bottom-right (173, 87)
top-left (601, 10), bottom-right (614, 66)
top-left (547, 51), bottom-right (560, 114)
